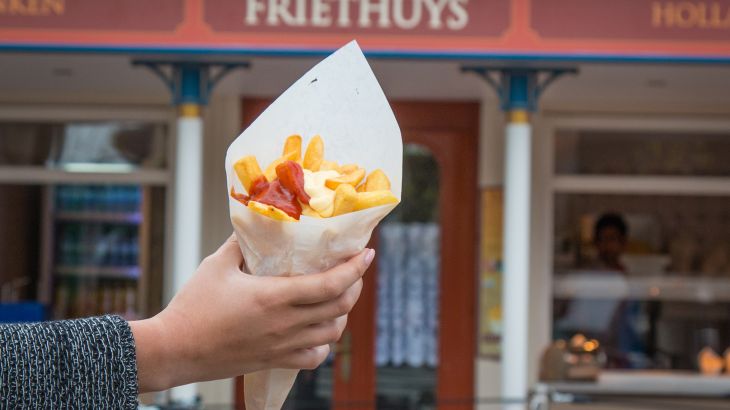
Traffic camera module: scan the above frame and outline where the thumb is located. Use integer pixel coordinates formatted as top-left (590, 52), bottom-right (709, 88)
top-left (216, 233), bottom-right (244, 268)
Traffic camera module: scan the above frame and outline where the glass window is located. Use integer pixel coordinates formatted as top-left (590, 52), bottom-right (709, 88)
top-left (553, 192), bottom-right (730, 370)
top-left (0, 119), bottom-right (169, 324)
top-left (0, 121), bottom-right (168, 170)
top-left (375, 144), bottom-right (440, 409)
top-left (554, 129), bottom-right (730, 176)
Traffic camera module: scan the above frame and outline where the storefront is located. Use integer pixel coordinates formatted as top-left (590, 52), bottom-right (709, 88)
top-left (1, 1), bottom-right (730, 408)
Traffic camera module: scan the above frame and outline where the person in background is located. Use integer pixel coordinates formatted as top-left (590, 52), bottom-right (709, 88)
top-left (555, 213), bottom-right (648, 368)
top-left (592, 213), bottom-right (628, 272)
top-left (0, 235), bottom-right (374, 408)
top-left (592, 213), bottom-right (648, 368)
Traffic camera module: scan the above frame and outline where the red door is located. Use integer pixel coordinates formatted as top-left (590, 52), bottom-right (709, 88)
top-left (236, 100), bottom-right (479, 410)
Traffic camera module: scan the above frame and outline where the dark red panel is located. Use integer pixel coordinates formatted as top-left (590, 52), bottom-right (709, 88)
top-left (532, 0), bottom-right (730, 41)
top-left (203, 0), bottom-right (510, 38)
top-left (0, 0), bottom-right (184, 31)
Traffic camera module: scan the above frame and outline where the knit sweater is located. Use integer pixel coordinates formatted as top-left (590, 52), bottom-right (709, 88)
top-left (0, 315), bottom-right (138, 409)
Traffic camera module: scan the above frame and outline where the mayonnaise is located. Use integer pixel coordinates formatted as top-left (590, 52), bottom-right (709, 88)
top-left (303, 169), bottom-right (340, 217)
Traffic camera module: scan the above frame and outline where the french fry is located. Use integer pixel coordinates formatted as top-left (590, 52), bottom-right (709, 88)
top-left (320, 160), bottom-right (340, 171)
top-left (338, 164), bottom-right (358, 174)
top-left (282, 134), bottom-right (302, 163)
top-left (248, 200), bottom-right (297, 222)
top-left (234, 155), bottom-right (264, 192)
top-left (325, 168), bottom-right (365, 190)
top-left (332, 184), bottom-right (358, 216)
top-left (264, 150), bottom-right (298, 182)
top-left (362, 169), bottom-right (391, 192)
top-left (303, 135), bottom-right (324, 171)
top-left (355, 190), bottom-right (399, 211)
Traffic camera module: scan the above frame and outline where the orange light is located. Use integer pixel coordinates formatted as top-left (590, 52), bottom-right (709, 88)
top-left (583, 340), bottom-right (599, 352)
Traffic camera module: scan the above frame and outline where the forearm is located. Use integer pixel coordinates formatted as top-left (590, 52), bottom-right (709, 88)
top-left (0, 315), bottom-right (138, 409)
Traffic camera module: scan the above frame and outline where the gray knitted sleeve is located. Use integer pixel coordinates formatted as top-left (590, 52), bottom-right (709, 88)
top-left (0, 315), bottom-right (138, 409)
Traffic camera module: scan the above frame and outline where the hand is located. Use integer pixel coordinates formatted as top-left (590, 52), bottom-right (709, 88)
top-left (130, 235), bottom-right (374, 392)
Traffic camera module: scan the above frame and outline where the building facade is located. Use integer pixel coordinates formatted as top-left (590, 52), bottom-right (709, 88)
top-left (2, 0), bottom-right (730, 408)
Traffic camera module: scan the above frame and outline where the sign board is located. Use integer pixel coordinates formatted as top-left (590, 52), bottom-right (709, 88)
top-left (0, 0), bottom-right (729, 61)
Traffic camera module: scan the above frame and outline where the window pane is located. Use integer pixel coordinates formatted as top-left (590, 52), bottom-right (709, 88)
top-left (555, 129), bottom-right (730, 176)
top-left (376, 144), bottom-right (440, 409)
top-left (553, 193), bottom-right (730, 370)
top-left (0, 121), bottom-right (168, 169)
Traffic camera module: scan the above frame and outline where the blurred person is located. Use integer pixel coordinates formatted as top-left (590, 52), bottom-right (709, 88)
top-left (593, 213), bottom-right (647, 367)
top-left (592, 213), bottom-right (628, 271)
top-left (555, 213), bottom-right (648, 368)
top-left (0, 235), bottom-right (373, 408)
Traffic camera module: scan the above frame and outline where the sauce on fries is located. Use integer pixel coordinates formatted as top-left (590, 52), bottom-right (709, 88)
top-left (231, 134), bottom-right (398, 221)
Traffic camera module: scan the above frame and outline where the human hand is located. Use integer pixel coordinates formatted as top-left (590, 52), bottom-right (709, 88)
top-left (130, 235), bottom-right (374, 392)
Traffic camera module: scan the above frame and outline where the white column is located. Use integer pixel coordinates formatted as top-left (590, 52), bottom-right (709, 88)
top-left (501, 115), bottom-right (532, 408)
top-left (169, 109), bottom-right (204, 404)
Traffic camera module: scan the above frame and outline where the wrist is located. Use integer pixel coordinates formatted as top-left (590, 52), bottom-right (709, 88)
top-left (130, 316), bottom-right (177, 392)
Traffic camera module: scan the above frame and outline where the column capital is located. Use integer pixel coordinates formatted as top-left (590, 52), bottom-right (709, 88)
top-left (133, 60), bottom-right (250, 107)
top-left (461, 66), bottom-right (577, 113)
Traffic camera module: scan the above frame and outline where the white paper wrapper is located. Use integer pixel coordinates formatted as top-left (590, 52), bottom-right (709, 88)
top-left (224, 41), bottom-right (402, 410)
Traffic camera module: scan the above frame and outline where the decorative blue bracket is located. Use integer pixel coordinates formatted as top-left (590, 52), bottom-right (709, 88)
top-left (132, 60), bottom-right (250, 106)
top-left (461, 66), bottom-right (577, 112)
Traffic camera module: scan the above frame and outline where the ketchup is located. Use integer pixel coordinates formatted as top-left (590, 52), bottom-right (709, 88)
top-left (230, 163), bottom-right (307, 220)
top-left (249, 175), bottom-right (269, 197)
top-left (252, 180), bottom-right (302, 220)
top-left (230, 186), bottom-right (249, 205)
top-left (276, 161), bottom-right (311, 204)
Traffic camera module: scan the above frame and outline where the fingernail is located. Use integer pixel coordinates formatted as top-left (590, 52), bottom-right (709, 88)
top-left (364, 248), bottom-right (375, 266)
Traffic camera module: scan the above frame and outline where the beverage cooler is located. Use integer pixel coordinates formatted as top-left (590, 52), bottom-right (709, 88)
top-left (43, 185), bottom-right (148, 320)
top-left (0, 118), bottom-right (170, 322)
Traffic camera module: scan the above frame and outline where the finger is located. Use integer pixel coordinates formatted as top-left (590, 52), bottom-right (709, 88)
top-left (291, 278), bottom-right (362, 325)
top-left (276, 345), bottom-right (331, 370)
top-left (284, 316), bottom-right (348, 351)
top-left (285, 249), bottom-right (374, 305)
top-left (216, 233), bottom-right (244, 268)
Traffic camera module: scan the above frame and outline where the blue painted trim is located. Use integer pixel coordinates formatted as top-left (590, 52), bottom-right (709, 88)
top-left (3, 43), bottom-right (730, 64)
top-left (179, 65), bottom-right (202, 105)
top-left (506, 73), bottom-right (531, 111)
top-left (463, 67), bottom-right (575, 112)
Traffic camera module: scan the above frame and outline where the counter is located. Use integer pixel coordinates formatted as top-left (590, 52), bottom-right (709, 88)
top-left (531, 371), bottom-right (730, 410)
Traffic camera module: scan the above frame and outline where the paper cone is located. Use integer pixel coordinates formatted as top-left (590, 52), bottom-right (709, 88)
top-left (225, 41), bottom-right (402, 410)
top-left (243, 368), bottom-right (298, 410)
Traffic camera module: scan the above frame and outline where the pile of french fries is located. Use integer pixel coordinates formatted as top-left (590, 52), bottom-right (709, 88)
top-left (231, 135), bottom-right (398, 222)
